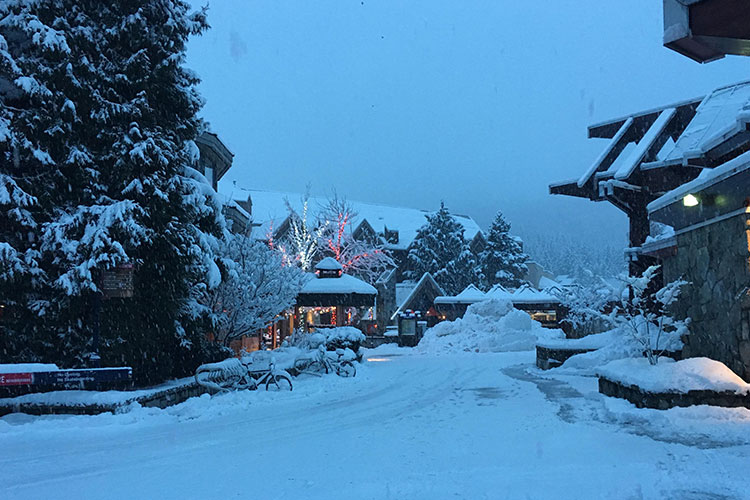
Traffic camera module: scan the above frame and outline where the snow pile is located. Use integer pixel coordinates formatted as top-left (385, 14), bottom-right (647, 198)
top-left (598, 357), bottom-right (750, 395)
top-left (418, 298), bottom-right (564, 353)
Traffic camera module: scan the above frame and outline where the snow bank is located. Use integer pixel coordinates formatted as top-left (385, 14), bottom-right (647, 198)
top-left (598, 357), bottom-right (750, 395)
top-left (0, 363), bottom-right (59, 373)
top-left (418, 298), bottom-right (564, 354)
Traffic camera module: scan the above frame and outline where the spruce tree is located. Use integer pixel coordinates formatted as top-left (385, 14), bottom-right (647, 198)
top-left (479, 211), bottom-right (528, 289)
top-left (0, 1), bottom-right (224, 383)
top-left (405, 202), bottom-right (480, 295)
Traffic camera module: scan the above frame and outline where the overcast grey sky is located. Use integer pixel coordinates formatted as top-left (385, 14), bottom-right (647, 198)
top-left (187, 0), bottom-right (748, 246)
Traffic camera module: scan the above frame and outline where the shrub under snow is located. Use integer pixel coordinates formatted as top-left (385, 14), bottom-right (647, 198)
top-left (418, 298), bottom-right (564, 353)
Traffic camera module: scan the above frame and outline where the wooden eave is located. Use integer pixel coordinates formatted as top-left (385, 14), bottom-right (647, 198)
top-left (664, 0), bottom-right (750, 63)
top-left (549, 180), bottom-right (597, 200)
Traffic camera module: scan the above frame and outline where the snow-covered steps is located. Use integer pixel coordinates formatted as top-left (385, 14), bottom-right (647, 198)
top-left (597, 357), bottom-right (750, 410)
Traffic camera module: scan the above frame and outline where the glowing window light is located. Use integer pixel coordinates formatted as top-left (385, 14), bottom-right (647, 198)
top-left (683, 194), bottom-right (699, 207)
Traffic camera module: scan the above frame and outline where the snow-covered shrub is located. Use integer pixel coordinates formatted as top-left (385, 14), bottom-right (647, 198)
top-left (603, 266), bottom-right (688, 366)
top-left (560, 283), bottom-right (618, 337)
top-left (418, 298), bottom-right (563, 353)
top-left (323, 326), bottom-right (366, 352)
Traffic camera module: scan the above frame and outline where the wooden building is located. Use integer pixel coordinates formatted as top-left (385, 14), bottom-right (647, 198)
top-left (553, 80), bottom-right (750, 378)
top-left (389, 273), bottom-right (445, 327)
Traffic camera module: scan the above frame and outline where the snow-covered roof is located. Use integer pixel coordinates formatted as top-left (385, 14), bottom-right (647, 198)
top-left (614, 108), bottom-right (676, 180)
top-left (435, 283), bottom-right (559, 306)
top-left (221, 188), bottom-right (483, 251)
top-left (434, 284), bottom-right (486, 305)
top-left (537, 276), bottom-right (561, 290)
top-left (655, 81), bottom-right (750, 166)
top-left (648, 150), bottom-right (750, 212)
top-left (315, 257), bottom-right (343, 271)
top-left (486, 284), bottom-right (514, 300)
top-left (395, 282), bottom-right (417, 308)
top-left (299, 272), bottom-right (377, 295)
top-left (510, 284), bottom-right (560, 304)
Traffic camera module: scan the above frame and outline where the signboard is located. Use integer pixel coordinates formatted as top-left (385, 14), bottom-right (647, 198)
top-left (0, 368), bottom-right (132, 387)
top-left (100, 263), bottom-right (134, 299)
top-left (0, 373), bottom-right (33, 386)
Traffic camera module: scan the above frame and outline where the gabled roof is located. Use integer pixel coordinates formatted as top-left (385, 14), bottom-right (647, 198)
top-left (222, 188), bottom-right (483, 251)
top-left (390, 273), bottom-right (444, 320)
top-left (511, 284), bottom-right (560, 304)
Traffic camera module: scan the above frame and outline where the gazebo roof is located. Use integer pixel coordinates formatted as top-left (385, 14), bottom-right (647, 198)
top-left (315, 257), bottom-right (343, 272)
top-left (297, 272), bottom-right (377, 307)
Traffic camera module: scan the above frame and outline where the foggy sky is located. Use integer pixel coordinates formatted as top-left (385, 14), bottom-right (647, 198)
top-left (187, 0), bottom-right (748, 245)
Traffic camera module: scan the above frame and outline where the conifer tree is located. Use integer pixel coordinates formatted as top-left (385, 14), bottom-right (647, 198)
top-left (405, 202), bottom-right (480, 295)
top-left (479, 211), bottom-right (528, 289)
top-left (0, 1), bottom-right (224, 383)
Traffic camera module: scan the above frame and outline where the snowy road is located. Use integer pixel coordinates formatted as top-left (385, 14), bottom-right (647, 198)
top-left (2, 349), bottom-right (750, 499)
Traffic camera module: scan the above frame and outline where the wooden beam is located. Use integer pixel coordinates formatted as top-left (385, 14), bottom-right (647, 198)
top-left (588, 98), bottom-right (701, 139)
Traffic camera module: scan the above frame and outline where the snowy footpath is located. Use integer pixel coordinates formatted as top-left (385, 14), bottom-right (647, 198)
top-left (2, 348), bottom-right (750, 499)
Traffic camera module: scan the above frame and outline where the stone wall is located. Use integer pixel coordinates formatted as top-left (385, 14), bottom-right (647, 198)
top-left (535, 345), bottom-right (596, 370)
top-left (662, 212), bottom-right (750, 379)
top-left (598, 377), bottom-right (750, 410)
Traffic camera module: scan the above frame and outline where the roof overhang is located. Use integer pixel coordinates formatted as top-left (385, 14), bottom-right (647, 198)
top-left (296, 293), bottom-right (376, 308)
top-left (664, 0), bottom-right (750, 63)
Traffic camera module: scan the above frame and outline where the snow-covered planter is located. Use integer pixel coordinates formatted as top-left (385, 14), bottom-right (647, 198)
top-left (418, 298), bottom-right (564, 354)
top-left (597, 357), bottom-right (750, 410)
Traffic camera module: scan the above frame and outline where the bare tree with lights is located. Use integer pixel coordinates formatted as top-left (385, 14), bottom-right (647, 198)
top-left (318, 194), bottom-right (395, 284)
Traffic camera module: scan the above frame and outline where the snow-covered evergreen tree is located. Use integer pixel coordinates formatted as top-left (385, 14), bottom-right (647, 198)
top-left (478, 211), bottom-right (528, 289)
top-left (405, 202), bottom-right (480, 295)
top-left (0, 1), bottom-right (224, 383)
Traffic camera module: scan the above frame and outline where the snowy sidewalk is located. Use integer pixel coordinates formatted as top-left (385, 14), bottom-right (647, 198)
top-left (1, 350), bottom-right (750, 499)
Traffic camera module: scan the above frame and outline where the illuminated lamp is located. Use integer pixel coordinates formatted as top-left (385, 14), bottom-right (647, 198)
top-left (683, 194), bottom-right (699, 207)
